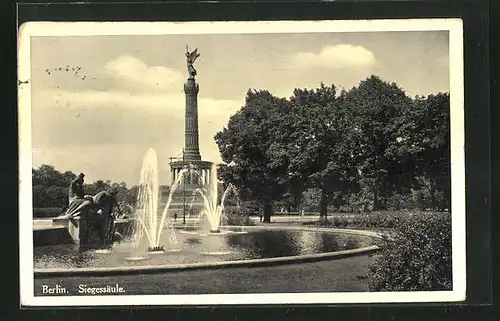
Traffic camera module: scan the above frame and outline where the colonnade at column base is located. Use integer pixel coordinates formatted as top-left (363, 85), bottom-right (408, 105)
top-left (166, 160), bottom-right (214, 218)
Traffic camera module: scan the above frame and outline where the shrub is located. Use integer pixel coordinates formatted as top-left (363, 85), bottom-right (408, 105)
top-left (225, 214), bottom-right (255, 226)
top-left (314, 211), bottom-right (405, 229)
top-left (358, 211), bottom-right (403, 229)
top-left (411, 189), bottom-right (427, 210)
top-left (330, 215), bottom-right (350, 227)
top-left (387, 193), bottom-right (415, 210)
top-left (367, 212), bottom-right (452, 291)
top-left (33, 207), bottom-right (64, 218)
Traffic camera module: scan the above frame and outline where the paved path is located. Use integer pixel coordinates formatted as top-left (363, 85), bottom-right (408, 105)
top-left (250, 215), bottom-right (321, 224)
top-left (33, 214), bottom-right (353, 231)
top-left (170, 215), bottom-right (359, 227)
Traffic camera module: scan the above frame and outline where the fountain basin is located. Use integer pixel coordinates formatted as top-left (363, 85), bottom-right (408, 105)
top-left (125, 256), bottom-right (148, 262)
top-left (147, 249), bottom-right (183, 255)
top-left (94, 249), bottom-right (112, 254)
top-left (229, 231), bottom-right (248, 235)
top-left (178, 230), bottom-right (200, 235)
top-left (200, 251), bottom-right (233, 256)
top-left (35, 245), bottom-right (380, 277)
top-left (34, 226), bottom-right (384, 278)
top-left (147, 246), bottom-right (165, 253)
top-left (199, 230), bottom-right (234, 237)
top-left (147, 251), bottom-right (165, 255)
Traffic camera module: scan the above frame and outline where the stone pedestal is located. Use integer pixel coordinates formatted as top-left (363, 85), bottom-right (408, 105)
top-left (50, 216), bottom-right (134, 247)
top-left (52, 217), bottom-right (80, 243)
top-left (52, 215), bottom-right (102, 249)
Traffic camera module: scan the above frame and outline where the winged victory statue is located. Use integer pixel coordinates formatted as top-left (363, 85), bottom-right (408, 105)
top-left (185, 45), bottom-right (201, 79)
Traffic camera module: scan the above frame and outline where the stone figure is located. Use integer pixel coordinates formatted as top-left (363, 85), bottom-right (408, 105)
top-left (185, 46), bottom-right (200, 78)
top-left (68, 173), bottom-right (86, 204)
top-left (60, 173), bottom-right (120, 249)
top-left (92, 189), bottom-right (121, 247)
top-left (64, 173), bottom-right (94, 220)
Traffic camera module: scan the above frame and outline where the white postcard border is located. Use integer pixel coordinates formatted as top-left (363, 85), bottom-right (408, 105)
top-left (18, 19), bottom-right (465, 306)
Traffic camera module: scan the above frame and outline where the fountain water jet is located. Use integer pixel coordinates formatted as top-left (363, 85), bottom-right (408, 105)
top-left (129, 149), bottom-right (188, 255)
top-left (195, 163), bottom-right (239, 234)
top-left (130, 150), bottom-right (241, 258)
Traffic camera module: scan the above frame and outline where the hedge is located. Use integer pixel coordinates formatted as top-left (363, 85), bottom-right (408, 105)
top-left (33, 207), bottom-right (64, 218)
top-left (367, 212), bottom-right (452, 291)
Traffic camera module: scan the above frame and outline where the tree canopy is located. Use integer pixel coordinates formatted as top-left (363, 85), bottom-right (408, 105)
top-left (215, 75), bottom-right (451, 220)
top-left (32, 165), bottom-right (139, 211)
top-left (215, 90), bottom-right (291, 222)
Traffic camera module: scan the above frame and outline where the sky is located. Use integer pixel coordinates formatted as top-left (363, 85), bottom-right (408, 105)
top-left (29, 30), bottom-right (450, 186)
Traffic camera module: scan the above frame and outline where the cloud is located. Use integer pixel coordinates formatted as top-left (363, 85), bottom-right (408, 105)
top-left (102, 55), bottom-right (185, 92)
top-left (31, 87), bottom-right (244, 164)
top-left (290, 44), bottom-right (376, 69)
top-left (40, 88), bottom-right (242, 118)
top-left (31, 87), bottom-right (243, 184)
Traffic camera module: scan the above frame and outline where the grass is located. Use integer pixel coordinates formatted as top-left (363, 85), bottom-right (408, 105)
top-left (34, 254), bottom-right (378, 295)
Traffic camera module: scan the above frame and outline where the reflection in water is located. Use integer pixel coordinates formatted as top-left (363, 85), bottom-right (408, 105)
top-left (296, 231), bottom-right (321, 255)
top-left (34, 230), bottom-right (375, 269)
top-left (226, 230), bottom-right (370, 258)
top-left (321, 233), bottom-right (339, 253)
top-left (346, 238), bottom-right (359, 250)
top-left (199, 234), bottom-right (232, 254)
top-left (185, 237), bottom-right (201, 245)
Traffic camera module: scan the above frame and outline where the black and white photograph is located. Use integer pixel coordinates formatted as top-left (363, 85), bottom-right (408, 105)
top-left (18, 19), bottom-right (465, 306)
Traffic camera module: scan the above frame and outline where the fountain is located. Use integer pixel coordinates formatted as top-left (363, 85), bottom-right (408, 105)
top-left (168, 162), bottom-right (240, 236)
top-left (32, 47), bottom-right (382, 280)
top-left (189, 164), bottom-right (240, 235)
top-left (177, 191), bottom-right (205, 234)
top-left (123, 151), bottom-right (243, 258)
top-left (34, 150), bottom-right (380, 272)
top-left (127, 148), bottom-right (187, 257)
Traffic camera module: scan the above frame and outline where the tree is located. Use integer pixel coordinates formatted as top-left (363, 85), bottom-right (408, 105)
top-left (32, 164), bottom-right (139, 213)
top-left (215, 89), bottom-right (290, 222)
top-left (286, 84), bottom-right (337, 218)
top-left (118, 185), bottom-right (139, 206)
top-left (342, 75), bottom-right (414, 210)
top-left (269, 84), bottom-right (359, 218)
top-left (45, 185), bottom-right (67, 207)
top-left (32, 185), bottom-right (46, 208)
top-left (32, 165), bottom-right (77, 207)
top-left (214, 77), bottom-right (449, 217)
top-left (84, 180), bottom-right (111, 196)
top-left (301, 188), bottom-right (321, 212)
top-left (389, 93), bottom-right (451, 210)
top-left (32, 165), bottom-right (76, 188)
top-left (239, 199), bottom-right (261, 216)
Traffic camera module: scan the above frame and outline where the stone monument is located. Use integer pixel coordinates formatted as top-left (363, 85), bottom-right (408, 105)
top-left (167, 47), bottom-right (213, 221)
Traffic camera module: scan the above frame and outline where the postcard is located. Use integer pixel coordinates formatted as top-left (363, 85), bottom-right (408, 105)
top-left (19, 19), bottom-right (465, 307)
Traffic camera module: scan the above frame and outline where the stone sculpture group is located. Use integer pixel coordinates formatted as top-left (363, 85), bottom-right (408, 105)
top-left (59, 173), bottom-right (120, 249)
